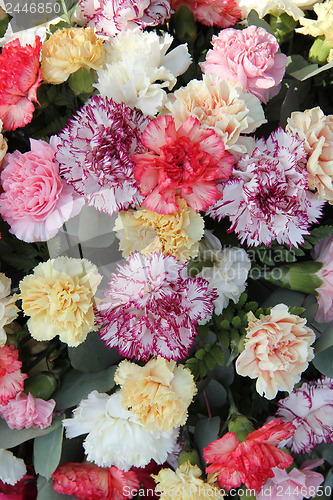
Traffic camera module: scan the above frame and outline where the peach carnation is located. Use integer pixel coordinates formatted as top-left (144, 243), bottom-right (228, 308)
top-left (114, 356), bottom-right (197, 431)
top-left (114, 197), bottom-right (204, 263)
top-left (236, 304), bottom-right (316, 400)
top-left (152, 461), bottom-right (224, 499)
top-left (0, 273), bottom-right (19, 346)
top-left (164, 75), bottom-right (266, 158)
top-left (286, 107), bottom-right (333, 203)
top-left (170, 0), bottom-right (241, 28)
top-left (19, 257), bottom-right (102, 347)
top-left (41, 27), bottom-right (106, 84)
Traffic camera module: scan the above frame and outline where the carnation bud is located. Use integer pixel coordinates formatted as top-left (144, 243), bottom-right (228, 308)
top-left (178, 450), bottom-right (202, 468)
top-left (262, 261), bottom-right (323, 296)
top-left (68, 67), bottom-right (96, 96)
top-left (173, 5), bottom-right (197, 45)
top-left (270, 13), bottom-right (297, 45)
top-left (228, 415), bottom-right (254, 442)
top-left (24, 371), bottom-right (59, 400)
top-left (309, 37), bottom-right (333, 65)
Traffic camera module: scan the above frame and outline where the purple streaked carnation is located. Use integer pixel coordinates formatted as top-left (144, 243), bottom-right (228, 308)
top-left (95, 252), bottom-right (217, 361)
top-left (56, 95), bottom-right (150, 216)
top-left (79, 0), bottom-right (172, 37)
top-left (207, 128), bottom-right (323, 247)
top-left (276, 376), bottom-right (333, 454)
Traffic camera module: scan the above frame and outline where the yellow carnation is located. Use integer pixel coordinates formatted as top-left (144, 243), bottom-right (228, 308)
top-left (19, 257), bottom-right (102, 347)
top-left (286, 107), bottom-right (333, 203)
top-left (0, 119), bottom-right (7, 166)
top-left (152, 462), bottom-right (224, 500)
top-left (297, 0), bottom-right (333, 43)
top-left (41, 27), bottom-right (105, 84)
top-left (114, 356), bottom-right (197, 432)
top-left (0, 273), bottom-right (19, 346)
top-left (114, 197), bottom-right (204, 263)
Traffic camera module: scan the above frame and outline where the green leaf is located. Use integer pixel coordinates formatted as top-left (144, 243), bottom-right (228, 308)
top-left (37, 476), bottom-right (76, 499)
top-left (247, 10), bottom-right (275, 36)
top-left (312, 346), bottom-right (333, 378)
top-left (53, 365), bottom-right (117, 410)
top-left (261, 288), bottom-right (305, 309)
top-left (204, 352), bottom-right (216, 371)
top-left (199, 380), bottom-right (227, 410)
top-left (211, 345), bottom-right (225, 366)
top-left (0, 415), bottom-right (63, 449)
top-left (314, 325), bottom-right (333, 353)
top-left (34, 425), bottom-right (64, 480)
top-left (68, 331), bottom-right (122, 372)
top-left (194, 416), bottom-right (220, 468)
top-left (195, 349), bottom-right (206, 360)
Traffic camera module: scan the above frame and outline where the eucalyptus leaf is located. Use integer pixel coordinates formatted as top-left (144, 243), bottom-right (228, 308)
top-left (37, 476), bottom-right (76, 500)
top-left (198, 380), bottom-right (227, 410)
top-left (53, 365), bottom-right (117, 410)
top-left (68, 331), bottom-right (122, 372)
top-left (247, 10), bottom-right (275, 36)
top-left (314, 326), bottom-right (333, 354)
top-left (312, 346), bottom-right (333, 378)
top-left (194, 416), bottom-right (220, 468)
top-left (34, 425), bottom-right (64, 480)
top-left (261, 288), bottom-right (305, 309)
top-left (0, 415), bottom-right (63, 449)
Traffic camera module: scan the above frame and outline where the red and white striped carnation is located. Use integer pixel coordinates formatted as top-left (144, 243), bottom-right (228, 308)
top-left (95, 252), bottom-right (217, 361)
top-left (56, 96), bottom-right (150, 216)
top-left (207, 128), bottom-right (323, 247)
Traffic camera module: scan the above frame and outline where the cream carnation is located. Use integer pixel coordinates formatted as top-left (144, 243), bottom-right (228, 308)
top-left (114, 356), bottom-right (197, 431)
top-left (0, 449), bottom-right (26, 486)
top-left (0, 273), bottom-right (19, 346)
top-left (95, 30), bottom-right (191, 116)
top-left (286, 107), bottom-right (333, 203)
top-left (238, 0), bottom-right (322, 20)
top-left (63, 390), bottom-right (178, 470)
top-left (19, 257), bottom-right (102, 347)
top-left (236, 304), bottom-right (316, 400)
top-left (153, 462), bottom-right (224, 500)
top-left (297, 1), bottom-right (333, 43)
top-left (114, 197), bottom-right (204, 263)
top-left (41, 27), bottom-right (106, 84)
top-left (164, 75), bottom-right (266, 158)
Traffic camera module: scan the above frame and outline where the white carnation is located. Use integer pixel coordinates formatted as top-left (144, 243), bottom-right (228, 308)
top-left (198, 236), bottom-right (251, 315)
top-left (0, 449), bottom-right (26, 485)
top-left (238, 0), bottom-right (322, 20)
top-left (95, 30), bottom-right (191, 116)
top-left (63, 390), bottom-right (178, 471)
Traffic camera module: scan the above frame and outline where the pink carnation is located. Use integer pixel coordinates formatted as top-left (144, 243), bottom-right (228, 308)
top-left (52, 462), bottom-right (140, 500)
top-left (207, 128), bottom-right (323, 247)
top-left (57, 96), bottom-right (150, 216)
top-left (0, 392), bottom-right (55, 430)
top-left (95, 252), bottom-right (217, 361)
top-left (0, 137), bottom-right (84, 242)
top-left (0, 37), bottom-right (42, 131)
top-left (170, 0), bottom-right (241, 28)
top-left (258, 460), bottom-right (324, 500)
top-left (277, 377), bottom-right (333, 454)
top-left (0, 344), bottom-right (27, 406)
top-left (311, 235), bottom-right (333, 323)
top-left (132, 115), bottom-right (234, 214)
top-left (79, 0), bottom-right (171, 36)
top-left (200, 25), bottom-right (288, 103)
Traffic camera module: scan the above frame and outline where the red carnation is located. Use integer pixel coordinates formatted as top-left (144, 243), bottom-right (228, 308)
top-left (0, 37), bottom-right (42, 131)
top-left (204, 419), bottom-right (295, 493)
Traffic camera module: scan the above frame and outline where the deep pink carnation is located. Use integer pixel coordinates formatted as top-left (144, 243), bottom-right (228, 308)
top-left (52, 462), bottom-right (140, 500)
top-left (207, 128), bottom-right (323, 247)
top-left (311, 235), bottom-right (333, 323)
top-left (95, 252), bottom-right (217, 361)
top-left (200, 26), bottom-right (288, 103)
top-left (0, 37), bottom-right (42, 131)
top-left (0, 392), bottom-right (55, 430)
top-left (57, 96), bottom-right (150, 216)
top-left (0, 344), bottom-right (27, 406)
top-left (170, 0), bottom-right (241, 28)
top-left (132, 115), bottom-right (234, 214)
top-left (79, 0), bottom-right (171, 36)
top-left (277, 377), bottom-right (333, 454)
top-left (0, 137), bottom-right (84, 242)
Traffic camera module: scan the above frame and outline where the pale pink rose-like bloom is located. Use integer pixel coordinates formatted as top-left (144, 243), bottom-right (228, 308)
top-left (311, 235), bottom-right (333, 323)
top-left (0, 137), bottom-right (84, 243)
top-left (257, 460), bottom-right (324, 500)
top-left (276, 377), bottom-right (333, 454)
top-left (170, 0), bottom-right (241, 28)
top-left (200, 26), bottom-right (288, 103)
top-left (0, 392), bottom-right (55, 430)
top-left (0, 344), bottom-right (27, 406)
top-left (78, 0), bottom-right (171, 37)
top-left (236, 304), bottom-right (316, 400)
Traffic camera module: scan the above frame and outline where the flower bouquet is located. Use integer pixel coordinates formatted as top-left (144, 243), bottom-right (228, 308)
top-left (0, 0), bottom-right (333, 498)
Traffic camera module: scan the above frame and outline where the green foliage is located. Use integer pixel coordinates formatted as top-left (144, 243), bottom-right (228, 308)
top-left (34, 425), bottom-right (64, 479)
top-left (68, 331), bottom-right (122, 372)
top-left (0, 415), bottom-right (63, 449)
top-left (37, 476), bottom-right (76, 499)
top-left (194, 416), bottom-right (220, 468)
top-left (0, 235), bottom-right (49, 273)
top-left (312, 346), bottom-right (333, 378)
